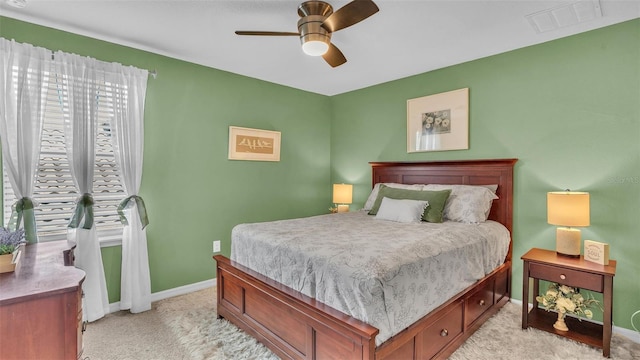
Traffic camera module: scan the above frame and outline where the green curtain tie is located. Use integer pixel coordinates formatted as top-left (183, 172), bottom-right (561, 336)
top-left (117, 195), bottom-right (149, 230)
top-left (68, 193), bottom-right (95, 230)
top-left (9, 197), bottom-right (35, 231)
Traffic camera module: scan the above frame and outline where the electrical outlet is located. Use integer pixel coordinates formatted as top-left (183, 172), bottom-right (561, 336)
top-left (213, 240), bottom-right (221, 253)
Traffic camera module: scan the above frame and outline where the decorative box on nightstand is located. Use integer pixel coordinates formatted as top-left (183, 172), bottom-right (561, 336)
top-left (521, 248), bottom-right (616, 358)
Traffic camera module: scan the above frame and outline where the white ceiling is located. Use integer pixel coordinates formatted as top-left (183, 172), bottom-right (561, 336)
top-left (1, 0), bottom-right (638, 95)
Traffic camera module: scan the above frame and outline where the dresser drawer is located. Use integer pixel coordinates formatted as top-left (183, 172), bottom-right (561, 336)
top-left (77, 308), bottom-right (84, 358)
top-left (529, 263), bottom-right (603, 292)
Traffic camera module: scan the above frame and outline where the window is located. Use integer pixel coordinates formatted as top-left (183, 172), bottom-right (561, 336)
top-left (2, 68), bottom-right (125, 242)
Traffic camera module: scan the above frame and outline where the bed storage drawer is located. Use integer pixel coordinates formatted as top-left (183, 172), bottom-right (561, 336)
top-left (529, 263), bottom-right (603, 292)
top-left (420, 300), bottom-right (464, 359)
top-left (494, 265), bottom-right (509, 303)
top-left (464, 279), bottom-right (494, 328)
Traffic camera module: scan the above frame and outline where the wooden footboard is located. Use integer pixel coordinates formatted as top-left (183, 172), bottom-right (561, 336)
top-left (214, 255), bottom-right (511, 360)
top-left (214, 255), bottom-right (378, 359)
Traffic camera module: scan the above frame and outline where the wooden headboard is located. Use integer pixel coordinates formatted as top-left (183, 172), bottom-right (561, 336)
top-left (370, 159), bottom-right (517, 260)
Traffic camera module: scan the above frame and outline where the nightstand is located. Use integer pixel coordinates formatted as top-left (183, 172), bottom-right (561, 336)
top-left (521, 248), bottom-right (616, 357)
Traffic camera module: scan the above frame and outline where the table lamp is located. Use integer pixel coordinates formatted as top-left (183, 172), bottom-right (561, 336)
top-left (547, 191), bottom-right (590, 257)
top-left (332, 184), bottom-right (353, 213)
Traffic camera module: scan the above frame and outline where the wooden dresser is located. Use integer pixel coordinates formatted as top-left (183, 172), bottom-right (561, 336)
top-left (0, 241), bottom-right (86, 360)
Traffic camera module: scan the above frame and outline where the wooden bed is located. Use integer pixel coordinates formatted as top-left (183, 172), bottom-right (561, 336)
top-left (213, 158), bottom-right (517, 360)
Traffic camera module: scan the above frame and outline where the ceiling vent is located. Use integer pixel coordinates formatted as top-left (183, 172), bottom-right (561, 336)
top-left (5, 0), bottom-right (27, 8)
top-left (526, 0), bottom-right (603, 33)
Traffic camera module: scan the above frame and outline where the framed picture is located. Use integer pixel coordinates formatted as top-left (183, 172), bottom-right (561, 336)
top-left (407, 88), bottom-right (469, 152)
top-left (228, 126), bottom-right (281, 162)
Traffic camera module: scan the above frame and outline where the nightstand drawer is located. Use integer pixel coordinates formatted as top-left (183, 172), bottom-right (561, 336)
top-left (529, 263), bottom-right (603, 292)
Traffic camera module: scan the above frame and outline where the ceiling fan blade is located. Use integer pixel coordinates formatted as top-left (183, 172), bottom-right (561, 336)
top-left (235, 31), bottom-right (299, 36)
top-left (322, 43), bottom-right (347, 68)
top-left (322, 0), bottom-right (379, 33)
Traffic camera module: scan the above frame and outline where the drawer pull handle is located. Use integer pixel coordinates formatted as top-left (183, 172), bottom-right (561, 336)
top-left (479, 299), bottom-right (486, 306)
top-left (560, 274), bottom-right (566, 280)
top-left (440, 329), bottom-right (448, 337)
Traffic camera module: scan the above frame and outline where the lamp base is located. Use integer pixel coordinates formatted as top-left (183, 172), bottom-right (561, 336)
top-left (557, 252), bottom-right (580, 259)
top-left (336, 204), bottom-right (349, 213)
top-left (556, 227), bottom-right (581, 257)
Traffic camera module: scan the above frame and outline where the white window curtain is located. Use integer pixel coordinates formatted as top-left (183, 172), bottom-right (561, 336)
top-left (0, 39), bottom-right (50, 242)
top-left (2, 39), bottom-right (152, 320)
top-left (54, 51), bottom-right (109, 322)
top-left (108, 66), bottom-right (151, 313)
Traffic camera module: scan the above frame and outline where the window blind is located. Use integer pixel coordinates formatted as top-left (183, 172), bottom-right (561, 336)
top-left (2, 67), bottom-right (125, 241)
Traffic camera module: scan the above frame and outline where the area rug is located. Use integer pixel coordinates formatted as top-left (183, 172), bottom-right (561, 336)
top-left (157, 287), bottom-right (639, 360)
top-left (448, 301), bottom-right (639, 360)
top-left (156, 287), bottom-right (277, 360)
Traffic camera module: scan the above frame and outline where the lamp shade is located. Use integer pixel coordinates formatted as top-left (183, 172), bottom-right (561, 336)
top-left (332, 184), bottom-right (353, 204)
top-left (547, 191), bottom-right (590, 227)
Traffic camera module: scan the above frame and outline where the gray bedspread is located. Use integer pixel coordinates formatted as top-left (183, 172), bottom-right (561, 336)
top-left (231, 210), bottom-right (510, 345)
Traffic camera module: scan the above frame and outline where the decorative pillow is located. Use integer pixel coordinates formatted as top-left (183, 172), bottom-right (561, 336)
top-left (423, 184), bottom-right (499, 223)
top-left (374, 197), bottom-right (428, 223)
top-left (480, 184), bottom-right (499, 193)
top-left (368, 185), bottom-right (451, 223)
top-left (363, 182), bottom-right (424, 211)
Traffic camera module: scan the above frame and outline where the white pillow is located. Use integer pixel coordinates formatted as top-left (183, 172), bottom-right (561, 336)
top-left (423, 184), bottom-right (498, 223)
top-left (374, 197), bottom-right (428, 223)
top-left (363, 183), bottom-right (424, 211)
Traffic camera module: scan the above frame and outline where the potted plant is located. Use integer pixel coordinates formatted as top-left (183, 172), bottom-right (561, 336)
top-left (0, 227), bottom-right (26, 273)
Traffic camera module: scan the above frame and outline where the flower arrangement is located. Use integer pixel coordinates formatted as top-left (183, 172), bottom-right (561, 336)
top-left (0, 227), bottom-right (26, 255)
top-left (536, 282), bottom-right (602, 320)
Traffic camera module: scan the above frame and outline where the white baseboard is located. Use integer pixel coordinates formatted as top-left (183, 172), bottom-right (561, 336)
top-left (510, 299), bottom-right (640, 344)
top-left (108, 278), bottom-right (216, 314)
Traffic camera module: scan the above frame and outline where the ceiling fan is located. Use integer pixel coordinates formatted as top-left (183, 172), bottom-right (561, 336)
top-left (235, 0), bottom-right (379, 68)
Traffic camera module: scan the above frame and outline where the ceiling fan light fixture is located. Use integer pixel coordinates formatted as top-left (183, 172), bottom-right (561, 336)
top-left (298, 14), bottom-right (331, 56)
top-left (235, 0), bottom-right (379, 67)
top-left (302, 39), bottom-right (329, 56)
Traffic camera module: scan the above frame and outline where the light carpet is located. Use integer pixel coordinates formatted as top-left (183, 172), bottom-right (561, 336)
top-left (83, 287), bottom-right (640, 360)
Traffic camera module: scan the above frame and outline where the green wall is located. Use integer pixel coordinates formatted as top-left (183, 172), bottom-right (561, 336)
top-left (2, 16), bottom-right (639, 332)
top-left (330, 19), bottom-right (640, 331)
top-left (0, 17), bottom-right (332, 302)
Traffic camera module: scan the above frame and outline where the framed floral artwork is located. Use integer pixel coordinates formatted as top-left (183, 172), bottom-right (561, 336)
top-left (228, 126), bottom-right (281, 161)
top-left (407, 88), bottom-right (469, 152)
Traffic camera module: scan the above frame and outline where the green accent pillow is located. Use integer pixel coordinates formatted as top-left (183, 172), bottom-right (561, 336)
top-left (368, 185), bottom-right (452, 223)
